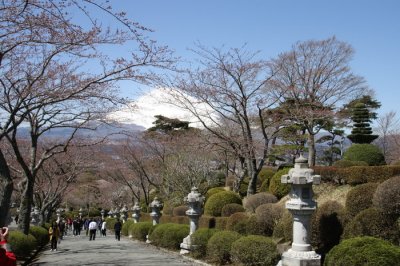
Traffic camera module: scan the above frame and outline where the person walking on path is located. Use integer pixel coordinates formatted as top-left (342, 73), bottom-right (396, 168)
top-left (0, 227), bottom-right (17, 266)
top-left (49, 222), bottom-right (60, 251)
top-left (101, 220), bottom-right (107, 237)
top-left (114, 219), bottom-right (122, 241)
top-left (88, 219), bottom-right (97, 241)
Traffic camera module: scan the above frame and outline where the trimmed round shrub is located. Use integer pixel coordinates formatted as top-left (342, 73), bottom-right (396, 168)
top-left (311, 200), bottom-right (346, 254)
top-left (149, 223), bottom-right (189, 250)
top-left (191, 228), bottom-right (219, 259)
top-left (215, 217), bottom-right (229, 230)
top-left (333, 160), bottom-right (369, 168)
top-left (346, 183), bottom-right (378, 217)
top-left (255, 203), bottom-right (284, 236)
top-left (272, 210), bottom-right (292, 242)
top-left (258, 168), bottom-right (276, 185)
top-left (221, 203), bottom-right (245, 217)
top-left (243, 192), bottom-right (278, 213)
top-left (8, 231), bottom-right (37, 258)
top-left (204, 191), bottom-right (242, 217)
top-left (206, 230), bottom-right (241, 264)
top-left (29, 225), bottom-right (49, 246)
top-left (206, 187), bottom-right (226, 201)
top-left (324, 236), bottom-right (400, 266)
top-left (373, 175), bottom-right (400, 216)
top-left (130, 222), bottom-right (153, 241)
top-left (269, 168), bottom-right (291, 199)
top-left (172, 205), bottom-right (189, 216)
top-left (231, 235), bottom-right (280, 266)
top-left (161, 201), bottom-right (174, 215)
top-left (105, 217), bottom-right (117, 230)
top-left (245, 214), bottom-right (264, 236)
top-left (343, 144), bottom-right (385, 166)
top-left (343, 208), bottom-right (398, 244)
top-left (226, 212), bottom-right (248, 235)
top-left (121, 219), bottom-right (135, 236)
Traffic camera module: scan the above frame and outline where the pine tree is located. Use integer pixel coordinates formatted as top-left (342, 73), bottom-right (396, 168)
top-left (347, 103), bottom-right (378, 144)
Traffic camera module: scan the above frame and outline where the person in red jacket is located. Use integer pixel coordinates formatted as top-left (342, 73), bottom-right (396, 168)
top-left (0, 227), bottom-right (17, 266)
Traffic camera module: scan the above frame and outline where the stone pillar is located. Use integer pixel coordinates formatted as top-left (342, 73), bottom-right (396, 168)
top-left (56, 208), bottom-right (62, 223)
top-left (279, 155), bottom-right (321, 266)
top-left (78, 208), bottom-right (83, 220)
top-left (113, 207), bottom-right (119, 219)
top-left (100, 209), bottom-right (105, 220)
top-left (31, 206), bottom-right (40, 225)
top-left (149, 197), bottom-right (162, 226)
top-left (180, 187), bottom-right (205, 254)
top-left (120, 205), bottom-right (128, 223)
top-left (131, 202), bottom-right (141, 223)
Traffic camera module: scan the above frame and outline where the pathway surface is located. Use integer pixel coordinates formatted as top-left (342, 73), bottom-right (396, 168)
top-left (27, 231), bottom-right (206, 266)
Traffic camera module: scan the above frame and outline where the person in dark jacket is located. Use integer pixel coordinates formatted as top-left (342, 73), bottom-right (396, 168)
top-left (114, 219), bottom-right (122, 241)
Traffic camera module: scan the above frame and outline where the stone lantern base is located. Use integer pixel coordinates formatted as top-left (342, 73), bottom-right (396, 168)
top-left (180, 235), bottom-right (198, 255)
top-left (278, 249), bottom-right (321, 266)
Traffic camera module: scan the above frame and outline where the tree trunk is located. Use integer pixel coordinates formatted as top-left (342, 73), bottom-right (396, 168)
top-left (308, 134), bottom-right (316, 167)
top-left (18, 178), bottom-right (34, 235)
top-left (246, 158), bottom-right (259, 196)
top-left (0, 151), bottom-right (13, 227)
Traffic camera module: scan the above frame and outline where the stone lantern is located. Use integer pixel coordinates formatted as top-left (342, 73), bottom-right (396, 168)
top-left (131, 202), bottom-right (141, 223)
top-left (56, 208), bottom-right (62, 223)
top-left (180, 187), bottom-right (205, 254)
top-left (279, 155), bottom-right (321, 266)
top-left (31, 206), bottom-right (40, 225)
top-left (100, 209), bottom-right (105, 220)
top-left (113, 207), bottom-right (119, 218)
top-left (120, 205), bottom-right (128, 223)
top-left (108, 210), bottom-right (114, 219)
top-left (149, 197), bottom-right (163, 226)
top-left (78, 207), bottom-right (83, 219)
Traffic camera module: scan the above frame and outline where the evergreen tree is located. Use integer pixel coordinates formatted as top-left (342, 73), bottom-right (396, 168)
top-left (347, 103), bottom-right (378, 144)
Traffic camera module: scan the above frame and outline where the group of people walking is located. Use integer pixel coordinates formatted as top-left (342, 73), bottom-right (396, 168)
top-left (48, 217), bottom-right (123, 251)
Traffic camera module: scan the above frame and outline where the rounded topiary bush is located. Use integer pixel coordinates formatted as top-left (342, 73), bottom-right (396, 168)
top-left (206, 230), bottom-right (241, 264)
top-left (149, 223), bottom-right (189, 250)
top-left (8, 231), bottom-right (37, 258)
top-left (29, 225), bottom-right (49, 246)
top-left (226, 212), bottom-right (248, 235)
top-left (204, 191), bottom-right (242, 217)
top-left (243, 192), bottom-right (278, 213)
top-left (245, 214), bottom-right (264, 236)
top-left (343, 208), bottom-right (398, 244)
top-left (231, 235), bottom-right (280, 266)
top-left (272, 210), bottom-right (292, 242)
top-left (255, 203), bottom-right (284, 236)
top-left (221, 203), bottom-right (245, 217)
top-left (205, 187), bottom-right (226, 201)
top-left (333, 160), bottom-right (369, 168)
top-left (324, 236), bottom-right (400, 266)
top-left (121, 219), bottom-right (135, 236)
top-left (191, 228), bottom-right (219, 259)
top-left (373, 175), bottom-right (400, 216)
top-left (346, 183), bottom-right (378, 217)
top-left (105, 217), bottom-right (117, 230)
top-left (343, 144), bottom-right (385, 166)
top-left (172, 205), bottom-right (189, 216)
top-left (130, 222), bottom-right (153, 241)
top-left (258, 168), bottom-right (276, 188)
top-left (268, 168), bottom-right (291, 199)
top-left (311, 200), bottom-right (346, 254)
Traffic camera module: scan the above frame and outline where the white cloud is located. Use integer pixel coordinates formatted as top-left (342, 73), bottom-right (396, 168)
top-left (108, 88), bottom-right (215, 129)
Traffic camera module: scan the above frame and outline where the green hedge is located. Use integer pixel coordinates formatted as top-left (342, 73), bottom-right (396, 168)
top-left (268, 168), bottom-right (291, 199)
top-left (230, 235), bottom-right (280, 266)
top-left (29, 225), bottom-right (49, 246)
top-left (313, 165), bottom-right (400, 185)
top-left (206, 230), bottom-right (241, 264)
top-left (149, 223), bottom-right (189, 250)
top-left (204, 191), bottom-right (242, 217)
top-left (324, 237), bottom-right (400, 266)
top-left (121, 219), bottom-right (136, 236)
top-left (130, 222), bottom-right (153, 241)
top-left (191, 228), bottom-right (219, 259)
top-left (8, 231), bottom-right (37, 258)
top-left (105, 217), bottom-right (117, 230)
top-left (333, 160), bottom-right (369, 168)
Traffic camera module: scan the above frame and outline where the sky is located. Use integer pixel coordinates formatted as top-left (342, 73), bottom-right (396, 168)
top-left (107, 0), bottom-right (400, 119)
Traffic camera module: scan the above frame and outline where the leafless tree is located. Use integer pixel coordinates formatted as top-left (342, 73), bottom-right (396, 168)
top-left (375, 111), bottom-right (400, 163)
top-left (269, 37), bottom-right (366, 166)
top-left (165, 45), bottom-right (282, 196)
top-left (0, 0), bottom-right (175, 232)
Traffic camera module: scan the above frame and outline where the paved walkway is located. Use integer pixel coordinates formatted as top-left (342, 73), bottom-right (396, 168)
top-left (27, 232), bottom-right (205, 266)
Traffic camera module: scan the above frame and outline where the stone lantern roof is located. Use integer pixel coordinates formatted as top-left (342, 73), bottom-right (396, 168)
top-left (281, 155), bottom-right (321, 185)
